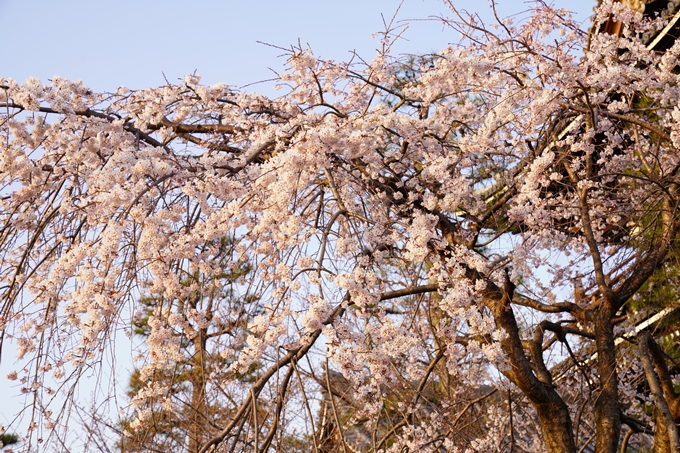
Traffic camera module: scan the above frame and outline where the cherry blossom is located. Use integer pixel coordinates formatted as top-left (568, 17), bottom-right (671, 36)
top-left (2, 1), bottom-right (680, 452)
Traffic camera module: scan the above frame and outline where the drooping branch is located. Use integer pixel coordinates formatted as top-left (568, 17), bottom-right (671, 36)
top-left (197, 296), bottom-right (349, 453)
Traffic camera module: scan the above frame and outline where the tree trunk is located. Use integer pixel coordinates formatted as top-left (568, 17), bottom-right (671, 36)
top-left (639, 331), bottom-right (680, 453)
top-left (189, 328), bottom-right (208, 453)
top-left (535, 401), bottom-right (577, 453)
top-left (593, 312), bottom-right (621, 453)
top-left (488, 276), bottom-right (576, 453)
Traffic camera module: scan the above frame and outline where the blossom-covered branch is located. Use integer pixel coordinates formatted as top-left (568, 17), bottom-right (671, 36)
top-left (2, 1), bottom-right (680, 452)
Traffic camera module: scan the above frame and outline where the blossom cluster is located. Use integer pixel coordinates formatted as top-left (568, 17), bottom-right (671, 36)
top-left (1, 1), bottom-right (679, 451)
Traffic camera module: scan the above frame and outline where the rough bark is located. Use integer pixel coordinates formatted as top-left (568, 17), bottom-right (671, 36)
top-left (489, 275), bottom-right (576, 453)
top-left (189, 328), bottom-right (209, 453)
top-left (593, 311), bottom-right (621, 453)
top-left (639, 332), bottom-right (680, 453)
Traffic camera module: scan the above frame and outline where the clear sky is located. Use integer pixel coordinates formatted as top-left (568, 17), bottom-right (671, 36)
top-left (1, 0), bottom-right (597, 94)
top-left (0, 0), bottom-right (598, 443)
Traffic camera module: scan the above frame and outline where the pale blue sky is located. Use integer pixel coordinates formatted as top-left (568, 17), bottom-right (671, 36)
top-left (1, 0), bottom-right (596, 94)
top-left (0, 0), bottom-right (597, 443)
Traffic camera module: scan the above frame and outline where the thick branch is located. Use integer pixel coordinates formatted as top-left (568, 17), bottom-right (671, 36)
top-left (487, 272), bottom-right (576, 453)
top-left (513, 294), bottom-right (586, 320)
top-left (379, 284), bottom-right (439, 301)
top-left (560, 102), bottom-right (672, 142)
top-left (639, 331), bottom-right (680, 453)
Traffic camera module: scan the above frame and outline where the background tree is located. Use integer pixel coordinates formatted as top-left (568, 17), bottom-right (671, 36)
top-left (116, 237), bottom-right (259, 453)
top-left (2, 1), bottom-right (680, 453)
top-left (1, 433), bottom-right (19, 450)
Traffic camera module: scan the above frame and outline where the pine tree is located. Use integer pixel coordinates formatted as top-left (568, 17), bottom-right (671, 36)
top-left (118, 237), bottom-right (258, 453)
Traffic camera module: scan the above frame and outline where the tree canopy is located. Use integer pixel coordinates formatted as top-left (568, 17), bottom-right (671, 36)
top-left (2, 1), bottom-right (680, 452)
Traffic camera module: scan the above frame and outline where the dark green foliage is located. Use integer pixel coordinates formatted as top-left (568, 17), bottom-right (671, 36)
top-left (118, 236), bottom-right (258, 453)
top-left (1, 433), bottom-right (19, 447)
